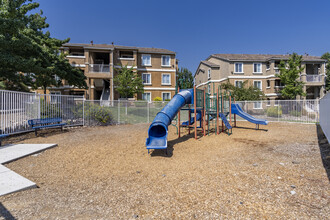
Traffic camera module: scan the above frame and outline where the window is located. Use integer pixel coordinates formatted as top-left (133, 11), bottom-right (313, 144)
top-left (253, 63), bottom-right (262, 73)
top-left (161, 55), bottom-right (171, 66)
top-left (120, 51), bottom-right (133, 58)
top-left (266, 62), bottom-right (270, 70)
top-left (142, 92), bottom-right (151, 102)
top-left (274, 99), bottom-right (279, 106)
top-left (142, 73), bottom-right (151, 85)
top-left (253, 101), bottom-right (262, 109)
top-left (275, 79), bottom-right (284, 87)
top-left (253, 81), bottom-right (262, 90)
top-left (208, 69), bottom-right (211, 79)
top-left (162, 92), bottom-right (171, 101)
top-left (50, 91), bottom-right (61, 103)
top-left (266, 98), bottom-right (271, 106)
top-left (266, 80), bottom-right (270, 88)
top-left (141, 54), bottom-right (151, 66)
top-left (207, 84), bottom-right (211, 94)
top-left (234, 63), bottom-right (243, 73)
top-left (235, 80), bottom-right (243, 88)
top-left (161, 74), bottom-right (171, 85)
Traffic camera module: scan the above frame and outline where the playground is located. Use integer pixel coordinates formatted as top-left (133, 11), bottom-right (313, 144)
top-left (1, 121), bottom-right (329, 219)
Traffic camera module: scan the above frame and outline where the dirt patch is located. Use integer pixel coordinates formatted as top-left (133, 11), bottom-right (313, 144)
top-left (1, 122), bottom-right (329, 219)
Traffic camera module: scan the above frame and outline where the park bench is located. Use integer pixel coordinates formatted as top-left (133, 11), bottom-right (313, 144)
top-left (0, 134), bottom-right (9, 146)
top-left (28, 117), bottom-right (66, 136)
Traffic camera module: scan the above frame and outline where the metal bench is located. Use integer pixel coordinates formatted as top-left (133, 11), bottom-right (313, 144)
top-left (28, 118), bottom-right (66, 136)
top-left (0, 134), bottom-right (9, 146)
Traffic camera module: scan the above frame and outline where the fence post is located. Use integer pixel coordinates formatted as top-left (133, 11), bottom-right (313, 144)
top-left (82, 98), bottom-right (85, 126)
top-left (278, 100), bottom-right (280, 122)
top-left (118, 100), bottom-right (120, 124)
top-left (147, 102), bottom-right (150, 123)
top-left (126, 101), bottom-right (128, 115)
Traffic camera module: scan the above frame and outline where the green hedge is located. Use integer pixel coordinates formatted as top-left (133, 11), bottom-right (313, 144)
top-left (266, 106), bottom-right (282, 117)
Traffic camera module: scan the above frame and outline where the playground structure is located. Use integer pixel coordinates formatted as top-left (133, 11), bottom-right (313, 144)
top-left (146, 84), bottom-right (268, 154)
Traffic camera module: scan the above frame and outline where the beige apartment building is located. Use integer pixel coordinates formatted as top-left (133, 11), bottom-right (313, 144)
top-left (195, 54), bottom-right (327, 101)
top-left (47, 43), bottom-right (177, 101)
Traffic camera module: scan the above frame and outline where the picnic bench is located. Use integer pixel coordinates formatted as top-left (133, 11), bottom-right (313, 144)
top-left (28, 118), bottom-right (66, 136)
top-left (0, 134), bottom-right (9, 146)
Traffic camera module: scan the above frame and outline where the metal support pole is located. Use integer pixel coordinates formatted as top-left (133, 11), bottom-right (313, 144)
top-left (194, 86), bottom-right (197, 139)
top-left (203, 89), bottom-right (206, 136)
top-left (178, 86), bottom-right (181, 138)
top-left (221, 94), bottom-right (224, 132)
top-left (229, 94), bottom-right (232, 126)
top-left (216, 89), bottom-right (219, 135)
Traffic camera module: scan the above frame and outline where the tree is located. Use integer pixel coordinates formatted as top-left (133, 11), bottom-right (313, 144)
top-left (114, 65), bottom-right (144, 98)
top-left (220, 80), bottom-right (265, 101)
top-left (177, 67), bottom-right (194, 89)
top-left (321, 52), bottom-right (330, 91)
top-left (276, 53), bottom-right (306, 99)
top-left (0, 0), bottom-right (87, 92)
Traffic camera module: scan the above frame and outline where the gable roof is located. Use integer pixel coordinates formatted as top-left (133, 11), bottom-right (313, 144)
top-left (201, 60), bottom-right (220, 68)
top-left (210, 54), bottom-right (326, 62)
top-left (62, 43), bottom-right (175, 54)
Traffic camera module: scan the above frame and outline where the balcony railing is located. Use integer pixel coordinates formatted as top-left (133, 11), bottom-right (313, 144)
top-left (89, 64), bottom-right (110, 73)
top-left (306, 75), bottom-right (322, 82)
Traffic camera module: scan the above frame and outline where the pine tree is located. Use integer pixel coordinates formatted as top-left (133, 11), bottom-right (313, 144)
top-left (0, 0), bottom-right (87, 92)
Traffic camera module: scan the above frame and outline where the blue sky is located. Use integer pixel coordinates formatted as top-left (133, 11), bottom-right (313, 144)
top-left (37, 0), bottom-right (330, 73)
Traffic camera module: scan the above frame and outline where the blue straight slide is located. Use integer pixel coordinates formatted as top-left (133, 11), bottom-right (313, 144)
top-left (231, 103), bottom-right (268, 125)
top-left (146, 89), bottom-right (193, 151)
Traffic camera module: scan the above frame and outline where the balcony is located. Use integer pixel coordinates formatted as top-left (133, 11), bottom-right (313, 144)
top-left (306, 75), bottom-right (322, 82)
top-left (89, 64), bottom-right (110, 73)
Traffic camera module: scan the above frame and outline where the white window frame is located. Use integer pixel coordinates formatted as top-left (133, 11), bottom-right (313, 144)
top-left (253, 80), bottom-right (262, 91)
top-left (207, 84), bottom-right (211, 94)
top-left (162, 92), bottom-right (171, 101)
top-left (161, 73), bottom-right (171, 85)
top-left (235, 80), bottom-right (243, 88)
top-left (266, 99), bottom-right (271, 106)
top-left (266, 80), bottom-right (271, 89)
top-left (161, 55), bottom-right (171, 67)
top-left (142, 73), bottom-right (151, 85)
top-left (141, 54), bottom-right (151, 66)
top-left (208, 69), bottom-right (211, 79)
top-left (142, 92), bottom-right (151, 102)
top-left (253, 63), bottom-right (262, 74)
top-left (253, 101), bottom-right (262, 109)
top-left (234, 62), bottom-right (243, 73)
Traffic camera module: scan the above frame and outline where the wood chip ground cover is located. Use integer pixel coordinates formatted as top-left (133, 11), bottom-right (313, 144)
top-left (0, 122), bottom-right (329, 219)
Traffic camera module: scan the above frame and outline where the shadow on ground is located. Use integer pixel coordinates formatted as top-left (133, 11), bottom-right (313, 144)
top-left (150, 133), bottom-right (198, 157)
top-left (316, 124), bottom-right (330, 181)
top-left (0, 202), bottom-right (16, 220)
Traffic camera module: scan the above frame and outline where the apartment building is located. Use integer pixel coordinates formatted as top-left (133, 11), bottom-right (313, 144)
top-left (195, 54), bottom-right (327, 101)
top-left (48, 43), bottom-right (177, 101)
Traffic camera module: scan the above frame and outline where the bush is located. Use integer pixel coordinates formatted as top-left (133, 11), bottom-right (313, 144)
top-left (290, 110), bottom-right (301, 117)
top-left (153, 97), bottom-right (162, 101)
top-left (266, 106), bottom-right (282, 117)
top-left (72, 102), bottom-right (114, 125)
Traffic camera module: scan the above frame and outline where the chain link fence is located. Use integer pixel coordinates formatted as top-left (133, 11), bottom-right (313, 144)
top-left (235, 99), bottom-right (319, 123)
top-left (1, 89), bottom-right (321, 137)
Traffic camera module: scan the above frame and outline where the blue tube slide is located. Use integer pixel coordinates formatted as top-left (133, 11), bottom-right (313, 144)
top-left (231, 103), bottom-right (268, 125)
top-left (146, 89), bottom-right (193, 150)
